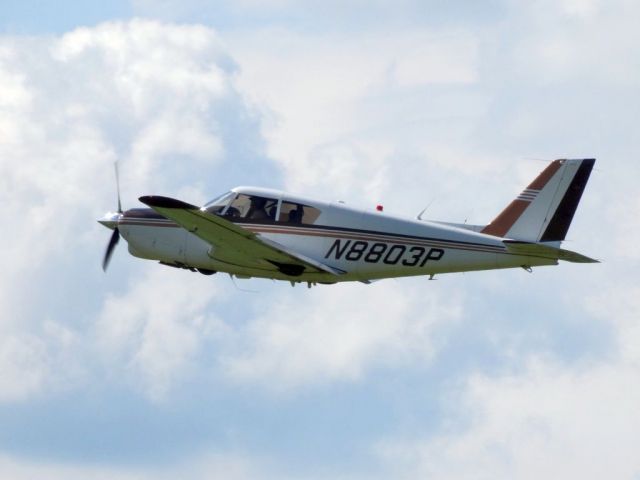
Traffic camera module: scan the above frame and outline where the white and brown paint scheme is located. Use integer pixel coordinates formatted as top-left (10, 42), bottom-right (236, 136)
top-left (99, 159), bottom-right (597, 285)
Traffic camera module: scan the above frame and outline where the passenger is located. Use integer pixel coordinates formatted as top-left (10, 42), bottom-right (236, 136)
top-left (248, 198), bottom-right (270, 220)
top-left (288, 206), bottom-right (303, 223)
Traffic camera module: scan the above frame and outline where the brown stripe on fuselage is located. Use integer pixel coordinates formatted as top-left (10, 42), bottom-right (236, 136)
top-left (481, 160), bottom-right (564, 238)
top-left (244, 225), bottom-right (506, 255)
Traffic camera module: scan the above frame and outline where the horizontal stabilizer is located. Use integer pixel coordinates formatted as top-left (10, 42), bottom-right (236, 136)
top-left (503, 240), bottom-right (599, 263)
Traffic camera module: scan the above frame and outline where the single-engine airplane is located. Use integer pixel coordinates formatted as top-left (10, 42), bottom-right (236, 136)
top-left (99, 158), bottom-right (598, 286)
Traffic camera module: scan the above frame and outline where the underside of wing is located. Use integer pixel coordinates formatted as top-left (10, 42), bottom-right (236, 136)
top-left (139, 195), bottom-right (346, 277)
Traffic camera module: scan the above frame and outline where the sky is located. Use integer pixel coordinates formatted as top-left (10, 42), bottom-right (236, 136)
top-left (0, 0), bottom-right (639, 478)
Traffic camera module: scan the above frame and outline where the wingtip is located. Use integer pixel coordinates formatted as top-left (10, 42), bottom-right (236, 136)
top-left (139, 195), bottom-right (198, 210)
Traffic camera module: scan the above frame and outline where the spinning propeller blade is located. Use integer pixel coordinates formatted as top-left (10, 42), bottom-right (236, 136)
top-left (102, 227), bottom-right (120, 271)
top-left (115, 161), bottom-right (123, 214)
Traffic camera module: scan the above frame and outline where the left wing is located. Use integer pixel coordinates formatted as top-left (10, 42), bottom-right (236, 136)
top-left (139, 195), bottom-right (345, 277)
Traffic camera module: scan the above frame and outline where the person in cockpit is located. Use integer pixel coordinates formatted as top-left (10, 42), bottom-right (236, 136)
top-left (248, 197), bottom-right (270, 220)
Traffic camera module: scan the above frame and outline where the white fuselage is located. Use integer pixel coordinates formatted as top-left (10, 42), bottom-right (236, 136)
top-left (116, 188), bottom-right (556, 283)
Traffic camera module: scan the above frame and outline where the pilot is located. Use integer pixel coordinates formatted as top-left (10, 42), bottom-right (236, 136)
top-left (248, 197), bottom-right (270, 220)
top-left (288, 205), bottom-right (304, 223)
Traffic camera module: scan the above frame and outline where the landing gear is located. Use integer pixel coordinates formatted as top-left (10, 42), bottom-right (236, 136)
top-left (197, 268), bottom-right (217, 276)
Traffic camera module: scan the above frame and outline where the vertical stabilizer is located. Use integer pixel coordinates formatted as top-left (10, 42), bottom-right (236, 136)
top-left (482, 159), bottom-right (595, 242)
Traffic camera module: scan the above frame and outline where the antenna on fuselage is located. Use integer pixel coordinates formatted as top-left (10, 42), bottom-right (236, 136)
top-left (417, 198), bottom-right (436, 221)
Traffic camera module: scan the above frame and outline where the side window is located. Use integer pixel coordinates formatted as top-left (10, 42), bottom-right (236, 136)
top-left (225, 194), bottom-right (278, 221)
top-left (279, 201), bottom-right (321, 224)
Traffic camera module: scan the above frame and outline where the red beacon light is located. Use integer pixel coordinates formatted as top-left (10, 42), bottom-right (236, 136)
top-left (376, 204), bottom-right (384, 212)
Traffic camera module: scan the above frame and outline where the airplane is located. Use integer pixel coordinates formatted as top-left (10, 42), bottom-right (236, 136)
top-left (98, 158), bottom-right (598, 286)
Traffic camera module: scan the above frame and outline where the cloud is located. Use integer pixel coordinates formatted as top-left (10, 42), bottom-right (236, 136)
top-left (222, 281), bottom-right (462, 390)
top-left (0, 19), bottom-right (480, 405)
top-left (508, 0), bottom-right (640, 86)
top-left (0, 335), bottom-right (49, 402)
top-left (0, 19), bottom-right (235, 284)
top-left (0, 4), bottom-right (636, 479)
top-left (391, 32), bottom-right (478, 88)
top-left (94, 266), bottom-right (225, 400)
top-left (611, 192), bottom-right (640, 262)
top-left (221, 0), bottom-right (640, 229)
top-left (0, 15), bottom-right (481, 408)
top-left (376, 282), bottom-right (640, 479)
top-left (228, 27), bottom-right (483, 202)
top-left (378, 358), bottom-right (640, 479)
top-left (0, 451), bottom-right (262, 480)
top-left (0, 318), bottom-right (86, 403)
top-left (0, 19), bottom-right (270, 402)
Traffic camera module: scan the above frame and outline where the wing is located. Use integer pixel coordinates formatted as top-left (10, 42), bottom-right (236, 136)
top-left (139, 195), bottom-right (345, 277)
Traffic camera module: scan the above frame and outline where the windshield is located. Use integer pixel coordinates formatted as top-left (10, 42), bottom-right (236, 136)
top-left (203, 191), bottom-right (235, 214)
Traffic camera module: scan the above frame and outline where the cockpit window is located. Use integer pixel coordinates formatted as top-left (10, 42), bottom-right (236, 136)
top-left (279, 201), bottom-right (321, 224)
top-left (203, 191), bottom-right (235, 214)
top-left (225, 194), bottom-right (278, 221)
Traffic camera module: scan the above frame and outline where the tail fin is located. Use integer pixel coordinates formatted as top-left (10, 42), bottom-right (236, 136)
top-left (482, 159), bottom-right (595, 242)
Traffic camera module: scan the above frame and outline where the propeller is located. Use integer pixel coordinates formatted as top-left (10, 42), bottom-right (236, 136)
top-left (101, 162), bottom-right (124, 272)
top-left (102, 227), bottom-right (120, 271)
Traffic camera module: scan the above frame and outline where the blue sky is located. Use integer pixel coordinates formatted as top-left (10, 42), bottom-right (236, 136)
top-left (1, 1), bottom-right (131, 33)
top-left (1, 1), bottom-right (639, 478)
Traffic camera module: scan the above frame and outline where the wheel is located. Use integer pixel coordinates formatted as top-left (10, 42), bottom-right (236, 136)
top-left (197, 268), bottom-right (217, 276)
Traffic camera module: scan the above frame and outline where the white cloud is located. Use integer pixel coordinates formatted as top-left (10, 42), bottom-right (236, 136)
top-left (95, 266), bottom-right (225, 400)
top-left (611, 193), bottom-right (640, 262)
top-left (229, 28), bottom-right (483, 201)
top-left (0, 320), bottom-right (85, 402)
top-left (0, 19), bottom-right (234, 279)
top-left (559, 0), bottom-right (602, 18)
top-left (509, 0), bottom-right (640, 85)
top-left (587, 285), bottom-right (640, 363)
top-left (223, 282), bottom-right (462, 390)
top-left (0, 451), bottom-right (262, 480)
top-left (0, 4), bottom-right (635, 479)
top-left (0, 15), bottom-right (483, 407)
top-left (379, 359), bottom-right (640, 479)
top-left (0, 19), bottom-right (258, 401)
top-left (376, 282), bottom-right (640, 479)
top-left (0, 334), bottom-right (48, 402)
top-left (392, 32), bottom-right (478, 88)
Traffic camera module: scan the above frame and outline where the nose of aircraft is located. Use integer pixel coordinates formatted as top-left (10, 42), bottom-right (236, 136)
top-left (98, 211), bottom-right (124, 271)
top-left (98, 211), bottom-right (122, 230)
